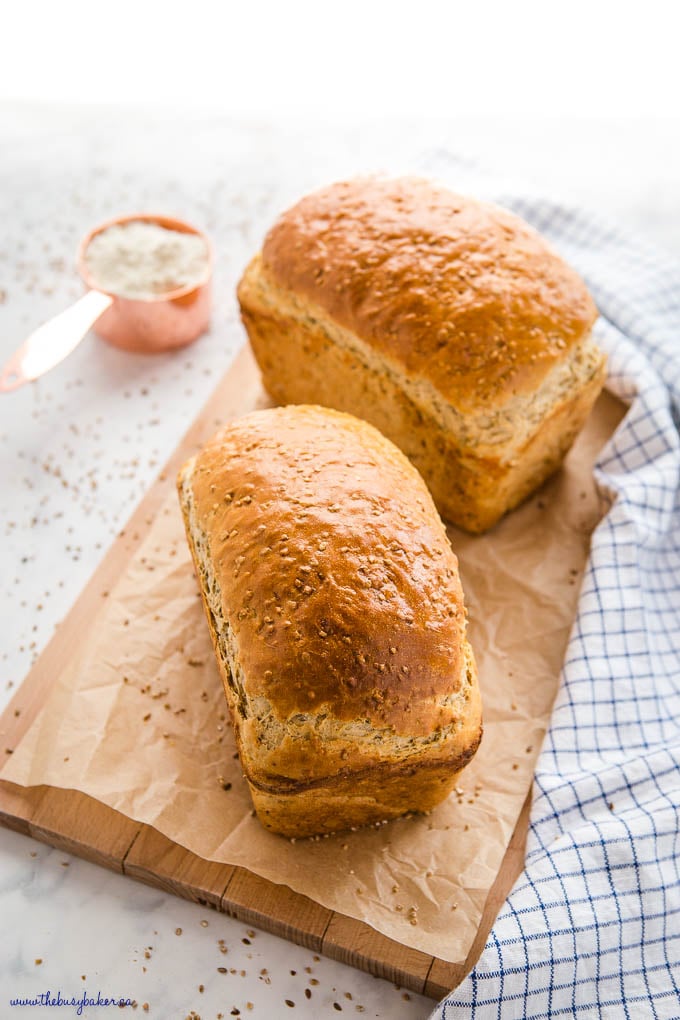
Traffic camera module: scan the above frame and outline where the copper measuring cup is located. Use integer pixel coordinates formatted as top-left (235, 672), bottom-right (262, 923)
top-left (0, 213), bottom-right (213, 392)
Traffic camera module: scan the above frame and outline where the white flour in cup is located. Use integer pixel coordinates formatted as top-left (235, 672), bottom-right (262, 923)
top-left (84, 221), bottom-right (210, 300)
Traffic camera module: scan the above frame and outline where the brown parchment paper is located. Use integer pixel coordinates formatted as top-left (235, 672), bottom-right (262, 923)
top-left (1, 391), bottom-right (625, 963)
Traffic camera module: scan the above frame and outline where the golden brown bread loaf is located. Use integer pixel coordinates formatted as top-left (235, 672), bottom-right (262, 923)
top-left (238, 177), bottom-right (607, 533)
top-left (177, 404), bottom-right (481, 838)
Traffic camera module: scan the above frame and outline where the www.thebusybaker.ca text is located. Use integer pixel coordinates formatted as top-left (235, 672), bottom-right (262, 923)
top-left (9, 990), bottom-right (133, 1015)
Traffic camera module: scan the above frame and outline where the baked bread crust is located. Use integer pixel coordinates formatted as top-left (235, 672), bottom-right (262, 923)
top-left (260, 177), bottom-right (598, 415)
top-left (177, 404), bottom-right (482, 837)
top-left (238, 177), bottom-right (607, 533)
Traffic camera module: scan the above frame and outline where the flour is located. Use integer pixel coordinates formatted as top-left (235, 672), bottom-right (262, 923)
top-left (84, 220), bottom-right (210, 300)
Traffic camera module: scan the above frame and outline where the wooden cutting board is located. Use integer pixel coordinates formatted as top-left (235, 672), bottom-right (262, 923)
top-left (0, 345), bottom-right (530, 1000)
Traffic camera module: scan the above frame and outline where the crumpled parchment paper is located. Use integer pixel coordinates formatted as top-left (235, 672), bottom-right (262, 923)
top-left (1, 391), bottom-right (624, 962)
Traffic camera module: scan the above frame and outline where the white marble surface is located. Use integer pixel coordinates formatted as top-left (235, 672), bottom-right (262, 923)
top-left (0, 105), bottom-right (678, 1019)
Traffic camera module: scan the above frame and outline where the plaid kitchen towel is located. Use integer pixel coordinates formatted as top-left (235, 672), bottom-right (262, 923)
top-left (430, 199), bottom-right (680, 1020)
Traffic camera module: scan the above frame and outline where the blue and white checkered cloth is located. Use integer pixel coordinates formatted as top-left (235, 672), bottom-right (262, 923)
top-left (430, 200), bottom-right (680, 1019)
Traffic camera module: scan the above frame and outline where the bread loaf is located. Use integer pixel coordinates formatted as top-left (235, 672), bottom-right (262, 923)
top-left (177, 404), bottom-right (481, 838)
top-left (238, 177), bottom-right (606, 533)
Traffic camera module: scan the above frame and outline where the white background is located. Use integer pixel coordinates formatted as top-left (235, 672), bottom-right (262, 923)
top-left (2, 0), bottom-right (679, 117)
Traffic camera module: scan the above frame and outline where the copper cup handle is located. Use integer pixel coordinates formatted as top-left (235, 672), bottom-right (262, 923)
top-left (0, 289), bottom-right (114, 393)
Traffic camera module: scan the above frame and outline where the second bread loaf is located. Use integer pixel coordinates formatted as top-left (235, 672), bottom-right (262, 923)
top-left (177, 404), bottom-right (482, 837)
top-left (238, 176), bottom-right (607, 533)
